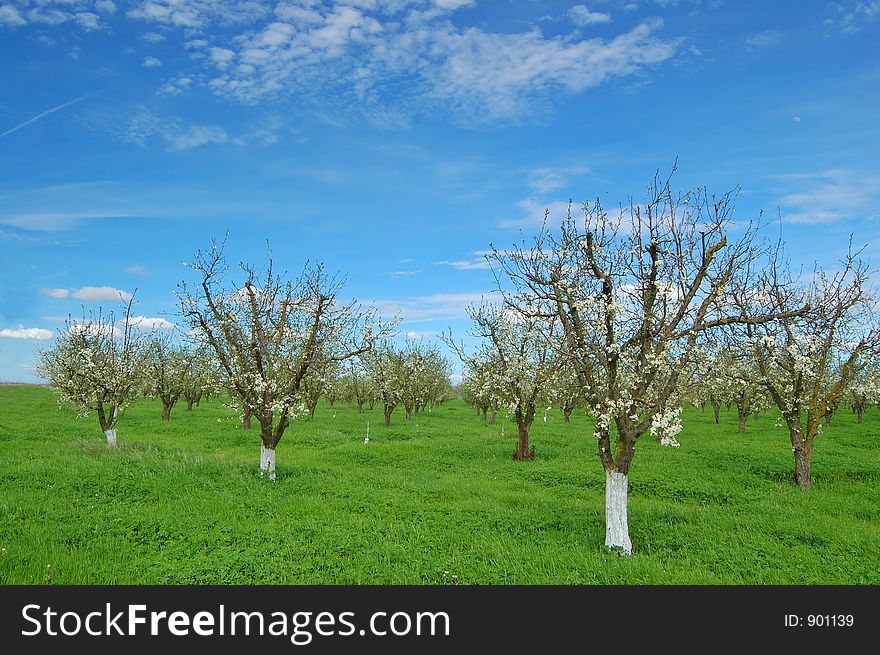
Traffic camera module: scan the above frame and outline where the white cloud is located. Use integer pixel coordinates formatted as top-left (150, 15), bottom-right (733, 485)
top-left (95, 1), bottom-right (117, 13)
top-left (434, 252), bottom-right (491, 270)
top-left (209, 46), bottom-right (236, 68)
top-left (41, 287), bottom-right (70, 299)
top-left (199, 6), bottom-right (677, 125)
top-left (71, 286), bottom-right (134, 302)
top-left (406, 330), bottom-right (435, 340)
top-left (0, 4), bottom-right (27, 27)
top-left (792, 116), bottom-right (801, 122)
top-left (157, 75), bottom-right (194, 96)
top-left (499, 198), bottom-right (573, 229)
top-left (74, 12), bottom-right (103, 31)
top-left (129, 316), bottom-right (176, 330)
top-left (387, 270), bottom-right (418, 277)
top-left (569, 5), bottom-right (612, 26)
top-left (0, 327), bottom-right (54, 340)
top-left (122, 106), bottom-right (228, 151)
top-left (27, 8), bottom-right (72, 26)
top-left (433, 0), bottom-right (474, 10)
top-left (826, 0), bottom-right (880, 33)
top-left (372, 291), bottom-right (493, 323)
top-left (125, 264), bottom-right (150, 276)
top-left (128, 0), bottom-right (201, 28)
top-left (776, 169), bottom-right (880, 224)
top-left (166, 124), bottom-right (228, 150)
top-left (141, 31), bottom-right (166, 43)
top-left (2, 2), bottom-right (680, 127)
top-left (744, 30), bottom-right (782, 50)
top-left (423, 19), bottom-right (675, 123)
top-left (527, 166), bottom-right (589, 194)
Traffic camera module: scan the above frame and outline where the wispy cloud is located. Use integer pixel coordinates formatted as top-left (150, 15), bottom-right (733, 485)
top-left (527, 166), bottom-right (589, 194)
top-left (130, 316), bottom-right (175, 330)
top-left (568, 5), bottom-right (612, 26)
top-left (371, 291), bottom-right (493, 323)
top-left (125, 264), bottom-right (150, 276)
top-left (406, 330), bottom-right (436, 340)
top-left (40, 288), bottom-right (70, 299)
top-left (825, 0), bottom-right (880, 33)
top-left (0, 87), bottom-right (107, 139)
top-left (433, 251), bottom-right (493, 270)
top-left (142, 56), bottom-right (162, 68)
top-left (0, 327), bottom-right (54, 340)
top-left (744, 30), bottom-right (783, 50)
top-left (71, 286), bottom-right (134, 302)
top-left (775, 169), bottom-right (880, 224)
top-left (386, 270), bottom-right (419, 277)
top-left (0, 210), bottom-right (133, 231)
top-left (141, 31), bottom-right (166, 43)
top-left (119, 106), bottom-right (228, 151)
top-left (499, 198), bottom-right (573, 229)
top-left (0, 5), bottom-right (26, 27)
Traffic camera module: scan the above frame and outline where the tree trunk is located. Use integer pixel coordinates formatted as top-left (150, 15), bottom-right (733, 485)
top-left (712, 401), bottom-right (720, 424)
top-left (737, 407), bottom-right (747, 434)
top-left (753, 409), bottom-right (759, 421)
top-left (103, 429), bottom-right (117, 448)
top-left (242, 407), bottom-right (252, 430)
top-left (481, 407), bottom-right (487, 422)
top-left (260, 444), bottom-right (276, 481)
top-left (384, 404), bottom-right (393, 427)
top-left (857, 409), bottom-right (863, 424)
top-left (794, 448), bottom-right (811, 490)
top-left (489, 410), bottom-right (496, 425)
top-left (563, 407), bottom-right (572, 423)
top-left (512, 423), bottom-right (535, 461)
top-left (186, 399), bottom-right (194, 411)
top-left (162, 402), bottom-right (172, 422)
top-left (605, 470), bottom-right (632, 554)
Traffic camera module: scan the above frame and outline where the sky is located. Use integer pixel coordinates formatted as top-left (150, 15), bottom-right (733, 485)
top-left (1, 0), bottom-right (878, 383)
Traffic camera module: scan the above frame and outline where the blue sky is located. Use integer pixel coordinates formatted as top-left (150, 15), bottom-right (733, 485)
top-left (1, 0), bottom-right (878, 383)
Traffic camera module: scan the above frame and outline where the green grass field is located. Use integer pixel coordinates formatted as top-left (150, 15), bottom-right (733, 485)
top-left (1, 384), bottom-right (878, 584)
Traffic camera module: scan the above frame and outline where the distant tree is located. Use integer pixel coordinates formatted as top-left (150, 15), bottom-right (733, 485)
top-left (848, 366), bottom-right (878, 424)
top-left (363, 341), bottom-right (412, 427)
top-left (341, 361), bottom-right (373, 413)
top-left (181, 347), bottom-right (218, 411)
top-left (145, 332), bottom-right (191, 422)
top-left (737, 245), bottom-right (880, 488)
top-left (38, 297), bottom-right (142, 447)
top-left (552, 359), bottom-right (586, 423)
top-left (177, 239), bottom-right (390, 480)
top-left (446, 303), bottom-right (560, 461)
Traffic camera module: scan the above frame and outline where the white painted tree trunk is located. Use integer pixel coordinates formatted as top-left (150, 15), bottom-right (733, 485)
top-left (104, 429), bottom-right (117, 448)
top-left (605, 471), bottom-right (632, 555)
top-left (260, 445), bottom-right (276, 481)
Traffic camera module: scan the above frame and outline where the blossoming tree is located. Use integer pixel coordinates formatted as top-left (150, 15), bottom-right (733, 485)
top-left (490, 172), bottom-right (786, 552)
top-left (180, 346), bottom-right (219, 411)
top-left (446, 303), bottom-right (560, 460)
top-left (145, 332), bottom-right (192, 422)
top-left (177, 240), bottom-right (389, 480)
top-left (37, 298), bottom-right (142, 448)
top-left (737, 248), bottom-right (880, 488)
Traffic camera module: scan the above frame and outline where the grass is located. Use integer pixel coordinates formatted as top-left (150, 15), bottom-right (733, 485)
top-left (0, 384), bottom-right (878, 584)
